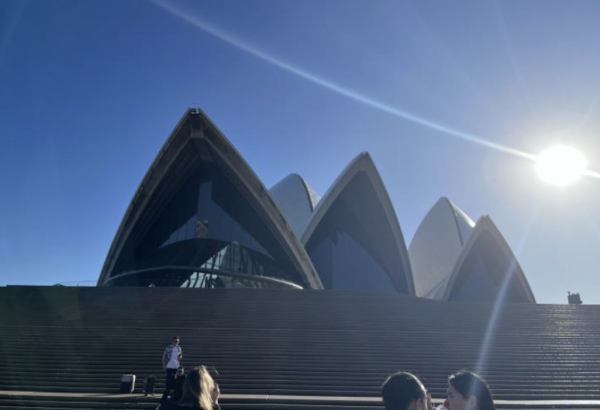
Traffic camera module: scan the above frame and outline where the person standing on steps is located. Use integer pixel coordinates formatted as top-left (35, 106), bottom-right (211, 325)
top-left (161, 336), bottom-right (183, 403)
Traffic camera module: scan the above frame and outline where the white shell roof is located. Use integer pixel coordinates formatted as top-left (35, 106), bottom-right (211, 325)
top-left (302, 152), bottom-right (415, 295)
top-left (409, 197), bottom-right (475, 299)
top-left (270, 174), bottom-right (321, 237)
top-left (443, 216), bottom-right (536, 303)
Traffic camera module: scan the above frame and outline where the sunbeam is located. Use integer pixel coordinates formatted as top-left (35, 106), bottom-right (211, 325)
top-left (149, 0), bottom-right (600, 184)
top-left (149, 0), bottom-right (537, 162)
top-left (584, 169), bottom-right (600, 179)
top-left (475, 208), bottom-right (539, 374)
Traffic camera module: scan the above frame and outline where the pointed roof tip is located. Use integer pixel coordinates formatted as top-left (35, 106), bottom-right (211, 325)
top-left (428, 197), bottom-right (476, 230)
top-left (270, 173), bottom-right (320, 202)
top-left (423, 197), bottom-right (474, 221)
top-left (430, 197), bottom-right (456, 210)
top-left (431, 197), bottom-right (455, 212)
top-left (359, 151), bottom-right (374, 162)
top-left (270, 173), bottom-right (313, 188)
top-left (271, 173), bottom-right (303, 189)
top-left (334, 152), bottom-right (382, 182)
top-left (347, 151), bottom-right (374, 169)
top-left (475, 215), bottom-right (493, 226)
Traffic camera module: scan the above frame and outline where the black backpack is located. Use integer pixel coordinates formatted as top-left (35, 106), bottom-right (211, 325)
top-left (143, 375), bottom-right (156, 396)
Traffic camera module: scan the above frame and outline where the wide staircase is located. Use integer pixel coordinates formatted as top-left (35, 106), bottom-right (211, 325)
top-left (0, 286), bottom-right (599, 410)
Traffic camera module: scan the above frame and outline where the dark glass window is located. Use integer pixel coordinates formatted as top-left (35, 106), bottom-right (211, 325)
top-left (305, 171), bottom-right (408, 292)
top-left (110, 160), bottom-right (305, 286)
top-left (450, 231), bottom-right (529, 302)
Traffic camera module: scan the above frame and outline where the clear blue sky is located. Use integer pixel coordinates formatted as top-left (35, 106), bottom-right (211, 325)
top-left (2, 0), bottom-right (600, 304)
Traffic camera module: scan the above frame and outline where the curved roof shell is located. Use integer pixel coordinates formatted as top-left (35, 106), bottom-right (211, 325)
top-left (443, 216), bottom-right (536, 303)
top-left (409, 197), bottom-right (475, 299)
top-left (270, 174), bottom-right (320, 237)
top-left (98, 108), bottom-right (323, 289)
top-left (301, 153), bottom-right (414, 294)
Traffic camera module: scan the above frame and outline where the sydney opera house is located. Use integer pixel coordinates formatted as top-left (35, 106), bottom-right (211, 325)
top-left (8, 108), bottom-right (600, 410)
top-left (98, 108), bottom-right (536, 304)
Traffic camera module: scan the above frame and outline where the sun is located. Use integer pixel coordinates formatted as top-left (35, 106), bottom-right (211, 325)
top-left (535, 145), bottom-right (587, 186)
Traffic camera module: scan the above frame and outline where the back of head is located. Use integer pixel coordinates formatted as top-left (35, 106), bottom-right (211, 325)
top-left (381, 372), bottom-right (426, 410)
top-left (179, 366), bottom-right (215, 410)
top-left (448, 371), bottom-right (495, 410)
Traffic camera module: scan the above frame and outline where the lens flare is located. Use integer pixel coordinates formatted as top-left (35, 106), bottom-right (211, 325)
top-left (535, 145), bottom-right (587, 186)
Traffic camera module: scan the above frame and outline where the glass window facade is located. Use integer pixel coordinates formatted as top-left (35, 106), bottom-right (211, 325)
top-left (305, 171), bottom-right (409, 292)
top-left (449, 231), bottom-right (530, 302)
top-left (108, 159), bottom-right (306, 287)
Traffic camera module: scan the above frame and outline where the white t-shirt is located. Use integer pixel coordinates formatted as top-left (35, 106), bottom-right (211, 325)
top-left (166, 346), bottom-right (181, 369)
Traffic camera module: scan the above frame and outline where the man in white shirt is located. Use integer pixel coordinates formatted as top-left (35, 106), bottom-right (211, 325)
top-left (161, 336), bottom-right (183, 403)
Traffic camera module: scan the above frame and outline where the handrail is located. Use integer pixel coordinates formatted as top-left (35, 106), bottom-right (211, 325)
top-left (52, 280), bottom-right (97, 287)
top-left (102, 266), bottom-right (303, 289)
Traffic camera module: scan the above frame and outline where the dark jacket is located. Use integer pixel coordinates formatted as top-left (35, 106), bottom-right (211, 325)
top-left (156, 401), bottom-right (220, 410)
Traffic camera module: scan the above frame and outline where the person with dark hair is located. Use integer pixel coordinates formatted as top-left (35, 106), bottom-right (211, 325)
top-left (161, 336), bottom-right (183, 403)
top-left (170, 367), bottom-right (186, 401)
top-left (381, 372), bottom-right (432, 410)
top-left (157, 366), bottom-right (220, 410)
top-left (444, 371), bottom-right (495, 410)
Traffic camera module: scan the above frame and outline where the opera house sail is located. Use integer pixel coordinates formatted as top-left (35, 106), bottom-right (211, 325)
top-left (270, 174), bottom-right (320, 238)
top-left (98, 109), bottom-right (322, 290)
top-left (410, 199), bottom-right (535, 303)
top-left (301, 153), bottom-right (414, 293)
top-left (444, 216), bottom-right (536, 303)
top-left (409, 197), bottom-right (475, 299)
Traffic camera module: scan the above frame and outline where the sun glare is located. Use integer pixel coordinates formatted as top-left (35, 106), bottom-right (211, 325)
top-left (535, 145), bottom-right (587, 186)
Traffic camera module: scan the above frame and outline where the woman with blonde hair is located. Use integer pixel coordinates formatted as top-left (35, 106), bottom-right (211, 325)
top-left (157, 366), bottom-right (220, 410)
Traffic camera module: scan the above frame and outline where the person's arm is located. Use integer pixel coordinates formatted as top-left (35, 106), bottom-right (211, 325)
top-left (178, 346), bottom-right (183, 360)
top-left (162, 347), bottom-right (168, 370)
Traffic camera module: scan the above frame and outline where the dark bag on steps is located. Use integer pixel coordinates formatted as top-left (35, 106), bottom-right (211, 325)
top-left (144, 375), bottom-right (156, 396)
